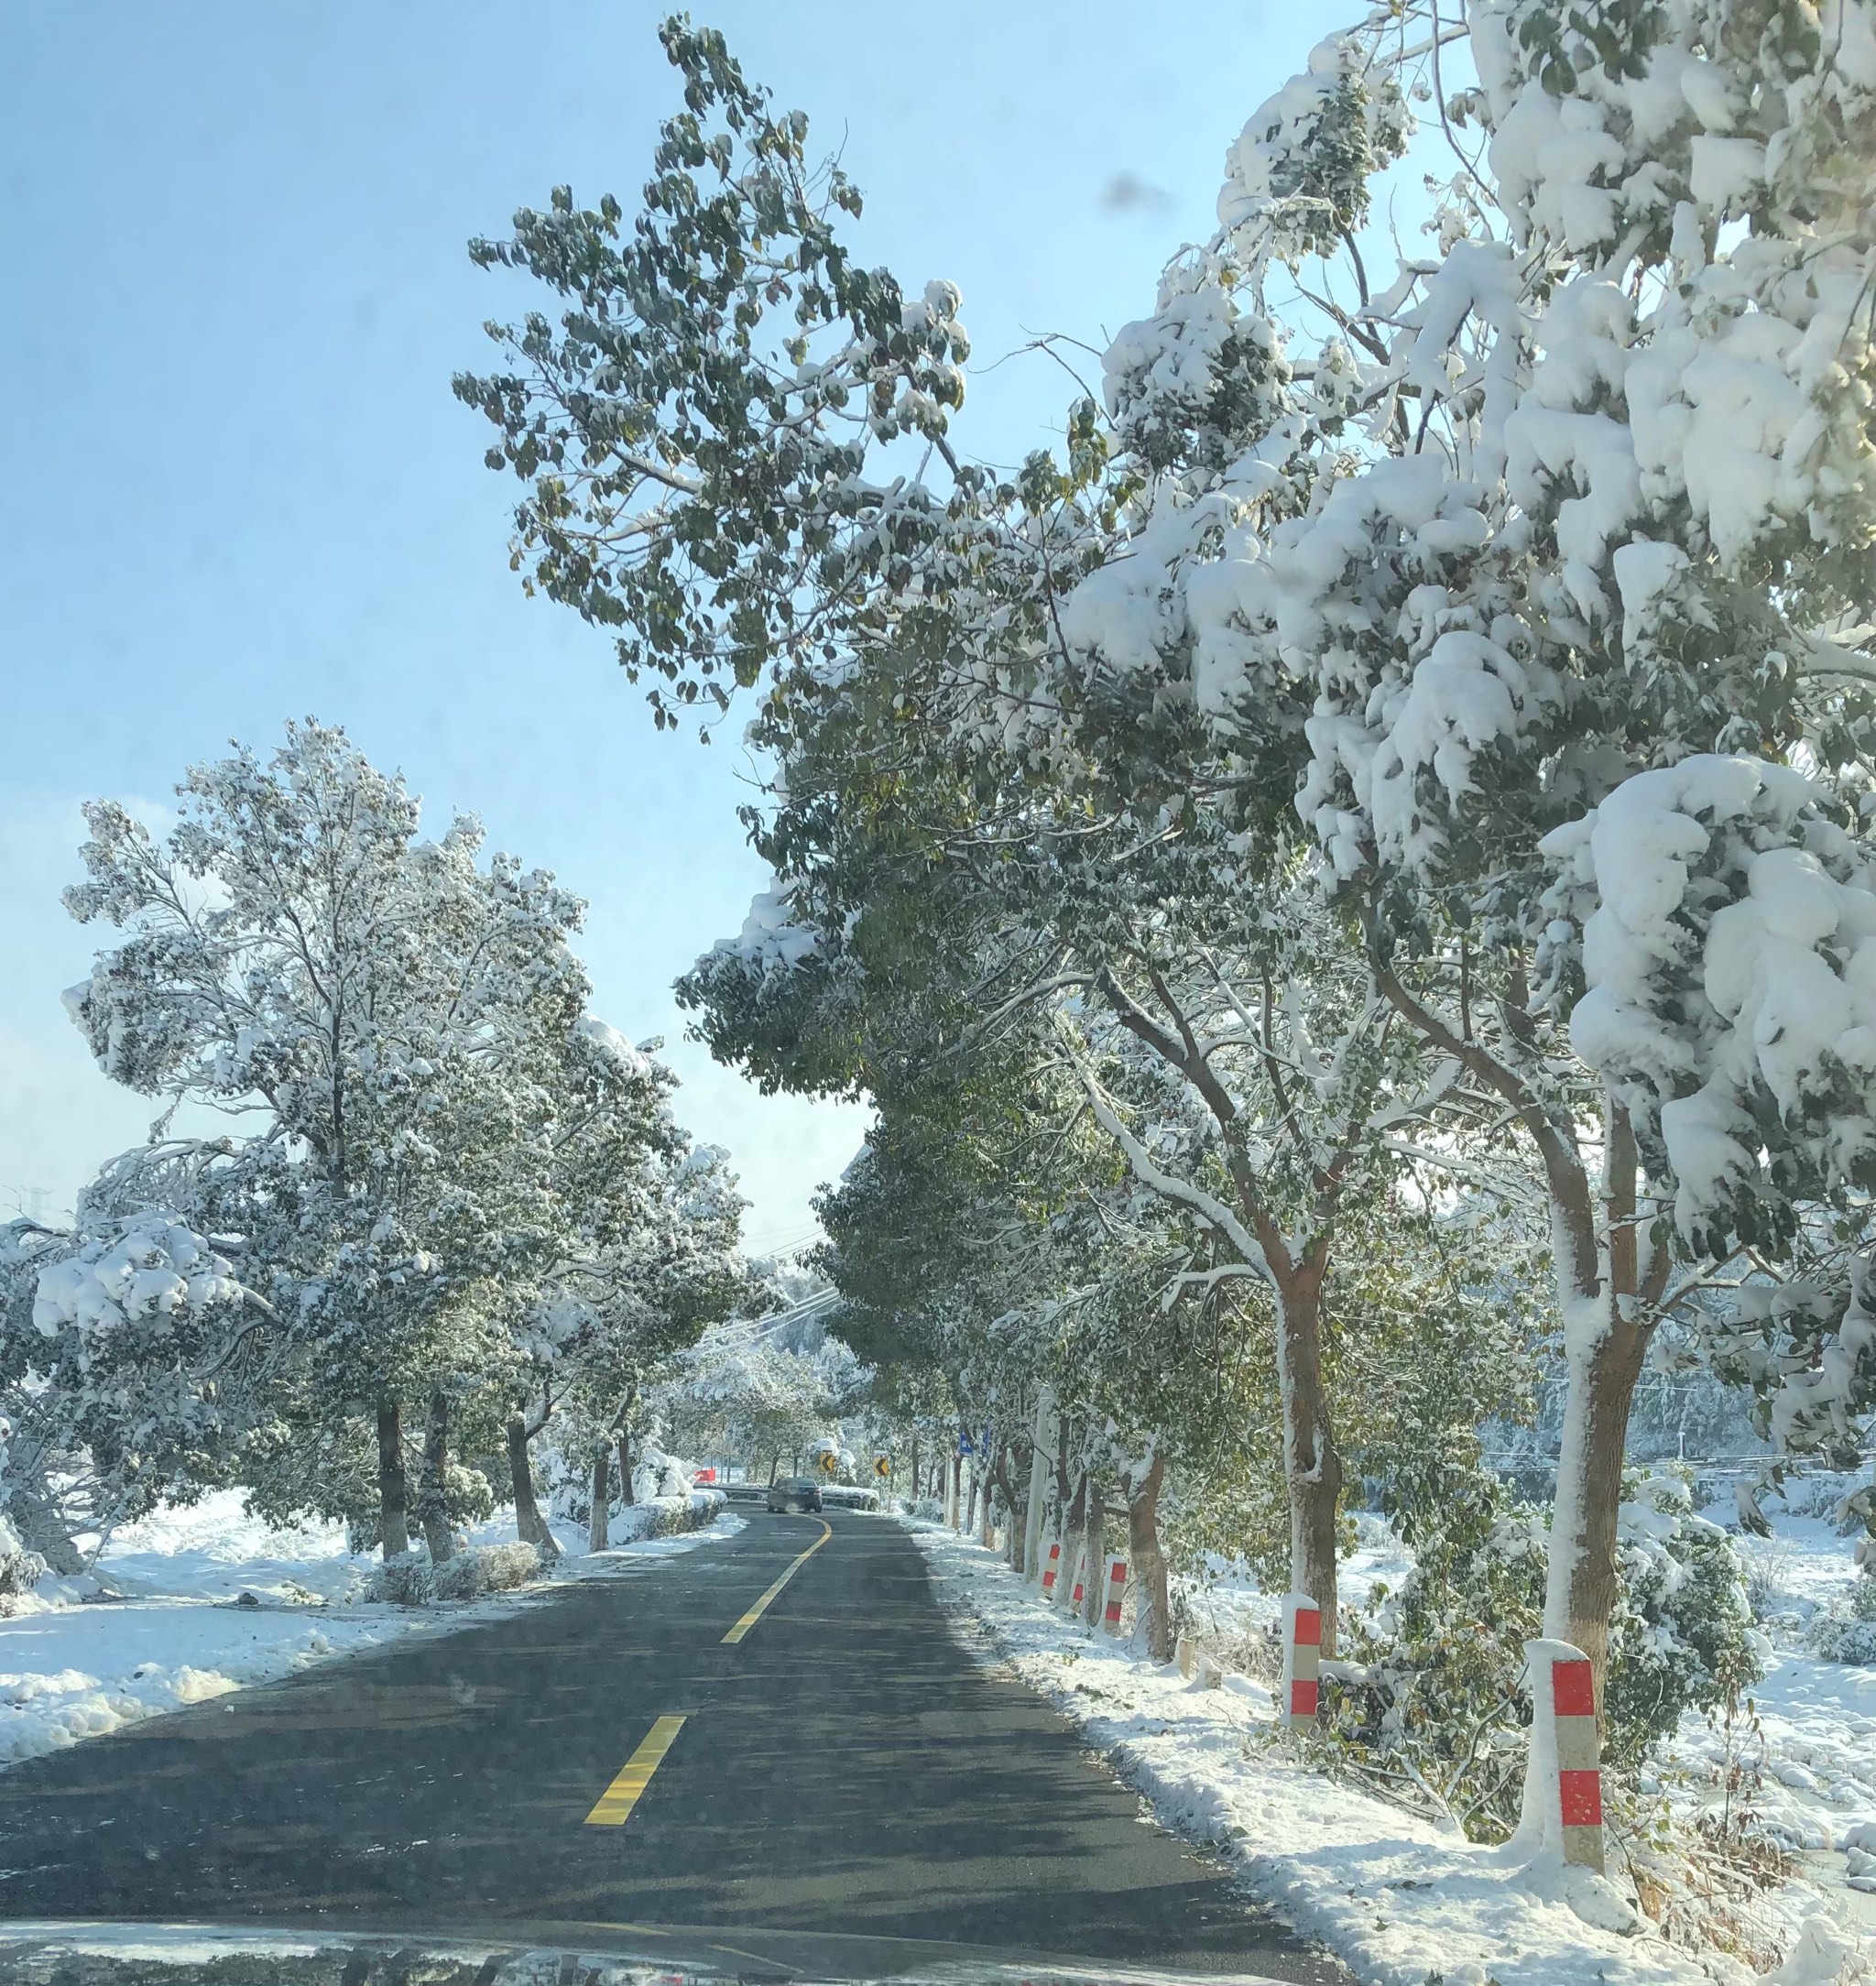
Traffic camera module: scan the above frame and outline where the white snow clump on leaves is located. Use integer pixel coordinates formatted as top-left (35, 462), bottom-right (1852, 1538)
top-left (33, 1218), bottom-right (241, 1342)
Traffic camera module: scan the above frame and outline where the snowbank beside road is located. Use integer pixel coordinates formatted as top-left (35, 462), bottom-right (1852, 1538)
top-left (0, 1490), bottom-right (739, 1773)
top-left (907, 1520), bottom-right (1860, 1986)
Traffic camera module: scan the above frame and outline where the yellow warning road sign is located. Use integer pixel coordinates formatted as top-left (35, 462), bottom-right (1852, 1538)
top-left (874, 1456), bottom-right (890, 1479)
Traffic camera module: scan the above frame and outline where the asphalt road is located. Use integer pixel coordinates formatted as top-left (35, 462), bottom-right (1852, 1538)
top-left (0, 1511), bottom-right (1347, 1981)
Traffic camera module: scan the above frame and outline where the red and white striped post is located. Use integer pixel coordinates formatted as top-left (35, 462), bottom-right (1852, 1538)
top-left (1282, 1592), bottom-right (1323, 1728)
top-left (1069, 1547), bottom-right (1088, 1610)
top-left (1102, 1555), bottom-right (1129, 1635)
top-left (1040, 1536), bottom-right (1063, 1599)
top-left (1529, 1638), bottom-right (1604, 1871)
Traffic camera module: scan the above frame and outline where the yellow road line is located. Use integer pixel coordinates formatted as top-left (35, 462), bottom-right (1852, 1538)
top-left (584, 1714), bottom-right (687, 1827)
top-left (721, 1518), bottom-right (833, 1644)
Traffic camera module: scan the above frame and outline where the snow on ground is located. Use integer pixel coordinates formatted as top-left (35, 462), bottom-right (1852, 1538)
top-left (1653, 1508), bottom-right (1876, 1936)
top-left (1172, 1500), bottom-right (1876, 1932)
top-left (0, 1490), bottom-right (741, 1773)
top-left (1175, 1513), bottom-right (1410, 1664)
top-left (907, 1518), bottom-right (1872, 1986)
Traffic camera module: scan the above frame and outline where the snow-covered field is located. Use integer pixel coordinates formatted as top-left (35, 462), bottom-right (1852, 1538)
top-left (0, 1490), bottom-right (741, 1772)
top-left (909, 1517), bottom-right (1876, 1986)
top-left (1657, 1514), bottom-right (1876, 1937)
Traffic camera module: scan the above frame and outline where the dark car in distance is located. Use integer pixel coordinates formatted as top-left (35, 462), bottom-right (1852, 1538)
top-left (767, 1476), bottom-right (824, 1513)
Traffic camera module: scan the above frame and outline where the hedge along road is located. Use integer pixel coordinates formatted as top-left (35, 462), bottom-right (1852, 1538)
top-left (0, 1511), bottom-right (1348, 1982)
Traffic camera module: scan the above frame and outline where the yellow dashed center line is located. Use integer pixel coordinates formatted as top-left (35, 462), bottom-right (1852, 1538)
top-left (584, 1714), bottom-right (688, 1827)
top-left (721, 1519), bottom-right (833, 1644)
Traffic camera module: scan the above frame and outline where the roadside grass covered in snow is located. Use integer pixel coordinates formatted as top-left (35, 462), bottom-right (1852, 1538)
top-left (908, 1518), bottom-right (1874, 1986)
top-left (0, 1488), bottom-right (738, 1773)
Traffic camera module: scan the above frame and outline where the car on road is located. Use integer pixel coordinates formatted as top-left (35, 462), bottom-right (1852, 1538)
top-left (767, 1476), bottom-right (824, 1513)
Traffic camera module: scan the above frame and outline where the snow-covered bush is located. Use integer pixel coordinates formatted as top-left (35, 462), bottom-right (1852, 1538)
top-left (1333, 1476), bottom-right (1547, 1836)
top-left (1335, 1468), bottom-right (1760, 1833)
top-left (368, 1540), bottom-right (542, 1607)
top-left (1805, 1576), bottom-right (1876, 1667)
top-left (1604, 1473), bottom-right (1761, 1770)
top-left (0, 1517), bottom-right (47, 1618)
top-left (629, 1440), bottom-right (693, 1503)
top-left (630, 1490), bottom-right (725, 1538)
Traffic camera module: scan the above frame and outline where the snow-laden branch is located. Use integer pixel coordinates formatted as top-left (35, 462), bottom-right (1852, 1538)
top-left (1074, 1064), bottom-right (1272, 1281)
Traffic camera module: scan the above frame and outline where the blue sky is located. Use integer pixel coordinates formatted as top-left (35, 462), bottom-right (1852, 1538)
top-left (0, 0), bottom-right (1341, 1247)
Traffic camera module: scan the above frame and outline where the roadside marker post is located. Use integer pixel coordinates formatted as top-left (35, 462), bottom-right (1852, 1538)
top-left (1102, 1556), bottom-right (1129, 1635)
top-left (1282, 1592), bottom-right (1322, 1727)
top-left (1069, 1548), bottom-right (1087, 1610)
top-left (1040, 1537), bottom-right (1063, 1598)
top-left (1528, 1638), bottom-right (1605, 1871)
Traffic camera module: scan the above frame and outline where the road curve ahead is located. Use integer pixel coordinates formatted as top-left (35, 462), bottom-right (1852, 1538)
top-left (0, 1511), bottom-right (1347, 1981)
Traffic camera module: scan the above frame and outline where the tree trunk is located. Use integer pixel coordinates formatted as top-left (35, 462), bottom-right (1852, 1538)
top-left (1080, 1474), bottom-right (1106, 1629)
top-left (964, 1466), bottom-right (979, 1539)
top-left (376, 1400), bottom-right (409, 1560)
top-left (1512, 1112), bottom-right (1662, 1859)
top-left (768, 1454), bottom-right (780, 1487)
top-left (1060, 1468), bottom-right (1087, 1602)
top-left (1128, 1452), bottom-right (1172, 1663)
top-left (507, 1414), bottom-right (556, 1559)
top-left (1052, 1415), bottom-right (1073, 1564)
top-left (1546, 1304), bottom-right (1652, 1683)
top-left (417, 1390), bottom-right (454, 1564)
top-left (619, 1425), bottom-right (635, 1507)
top-left (1276, 1268), bottom-right (1343, 1655)
top-left (1023, 1388), bottom-right (1053, 1577)
top-left (588, 1447), bottom-right (611, 1552)
top-left (993, 1445), bottom-right (1024, 1566)
top-left (909, 1436), bottom-right (920, 1504)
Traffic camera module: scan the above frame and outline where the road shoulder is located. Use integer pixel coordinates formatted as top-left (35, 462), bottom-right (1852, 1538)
top-left (909, 1519), bottom-right (1718, 1986)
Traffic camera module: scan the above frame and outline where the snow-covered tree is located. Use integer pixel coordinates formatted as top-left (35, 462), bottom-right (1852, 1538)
top-left (60, 721), bottom-right (671, 1558)
top-left (650, 1321), bottom-right (867, 1482)
top-left (467, 2), bottom-right (1876, 1868)
top-left (0, 1198), bottom-right (262, 1570)
top-left (1040, 0), bottom-right (1876, 1857)
top-left (532, 1128), bottom-right (748, 1548)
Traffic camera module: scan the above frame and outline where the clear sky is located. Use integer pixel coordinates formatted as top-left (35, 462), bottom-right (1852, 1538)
top-left (0, 0), bottom-right (1341, 1248)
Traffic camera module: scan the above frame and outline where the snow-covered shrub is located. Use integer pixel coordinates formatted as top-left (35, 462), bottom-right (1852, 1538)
top-left (368, 1540), bottom-right (542, 1607)
top-left (1333, 1468), bottom-right (1761, 1833)
top-left (1603, 1472), bottom-right (1761, 1771)
top-left (910, 1495), bottom-right (943, 1523)
top-left (629, 1441), bottom-right (693, 1503)
top-left (1332, 1476), bottom-right (1546, 1837)
top-left (369, 1552), bottom-right (438, 1607)
top-left (0, 1517), bottom-right (47, 1618)
top-left (1805, 1577), bottom-right (1876, 1667)
top-left (615, 1488), bottom-right (726, 1542)
top-left (438, 1540), bottom-right (540, 1599)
